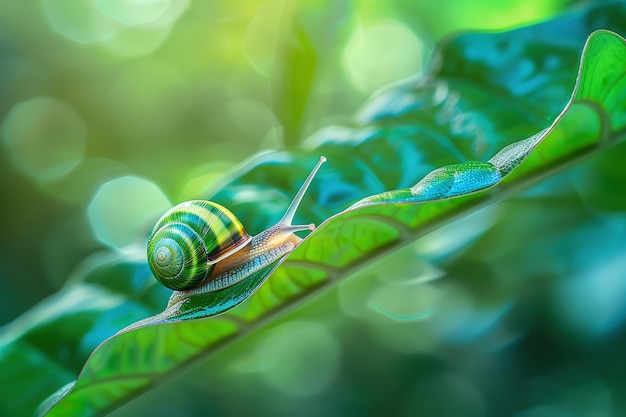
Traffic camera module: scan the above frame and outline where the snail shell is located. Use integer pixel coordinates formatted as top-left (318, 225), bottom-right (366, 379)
top-left (147, 200), bottom-right (251, 291)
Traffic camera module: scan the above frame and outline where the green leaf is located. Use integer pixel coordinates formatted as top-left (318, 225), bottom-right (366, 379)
top-left (271, 1), bottom-right (348, 149)
top-left (37, 317), bottom-right (238, 416)
top-left (1, 3), bottom-right (625, 416)
top-left (272, 10), bottom-right (318, 148)
top-left (122, 260), bottom-right (283, 328)
top-left (41, 27), bottom-right (626, 417)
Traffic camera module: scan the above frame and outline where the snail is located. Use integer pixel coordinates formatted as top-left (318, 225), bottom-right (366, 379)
top-left (147, 156), bottom-right (326, 306)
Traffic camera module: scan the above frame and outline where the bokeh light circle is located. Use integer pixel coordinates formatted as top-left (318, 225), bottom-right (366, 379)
top-left (367, 282), bottom-right (438, 321)
top-left (100, 25), bottom-right (173, 57)
top-left (41, 0), bottom-right (188, 56)
top-left (242, 0), bottom-right (282, 75)
top-left (233, 321), bottom-right (341, 397)
top-left (96, 0), bottom-right (171, 25)
top-left (87, 176), bottom-right (171, 250)
top-left (41, 0), bottom-right (117, 44)
top-left (2, 97), bottom-right (86, 182)
top-left (98, 0), bottom-right (190, 57)
top-left (342, 20), bottom-right (424, 94)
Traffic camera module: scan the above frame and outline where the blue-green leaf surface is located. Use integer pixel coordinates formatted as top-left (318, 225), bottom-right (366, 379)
top-left (0, 2), bottom-right (625, 416)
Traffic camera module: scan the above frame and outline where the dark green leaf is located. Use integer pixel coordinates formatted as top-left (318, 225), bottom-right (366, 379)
top-left (41, 27), bottom-right (626, 417)
top-left (1, 3), bottom-right (625, 416)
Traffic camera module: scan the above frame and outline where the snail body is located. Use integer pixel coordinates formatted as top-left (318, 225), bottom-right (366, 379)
top-left (147, 157), bottom-right (326, 307)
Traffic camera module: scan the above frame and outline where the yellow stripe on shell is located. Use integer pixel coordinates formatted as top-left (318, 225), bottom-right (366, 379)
top-left (188, 201), bottom-right (246, 259)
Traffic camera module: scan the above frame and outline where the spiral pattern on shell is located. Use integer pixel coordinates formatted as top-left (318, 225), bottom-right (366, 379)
top-left (147, 200), bottom-right (250, 291)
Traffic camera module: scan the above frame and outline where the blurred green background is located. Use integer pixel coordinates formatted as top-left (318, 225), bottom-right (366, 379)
top-left (5, 0), bottom-right (626, 416)
top-left (0, 0), bottom-right (576, 325)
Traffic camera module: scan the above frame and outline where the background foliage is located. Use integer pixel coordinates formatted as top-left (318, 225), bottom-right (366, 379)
top-left (2, 0), bottom-right (626, 416)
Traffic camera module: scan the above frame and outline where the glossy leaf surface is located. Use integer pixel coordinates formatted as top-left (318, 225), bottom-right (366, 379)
top-left (42, 28), bottom-right (626, 416)
top-left (0, 2), bottom-right (624, 416)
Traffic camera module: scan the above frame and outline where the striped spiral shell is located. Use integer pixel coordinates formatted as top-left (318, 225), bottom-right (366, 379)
top-left (147, 200), bottom-right (251, 291)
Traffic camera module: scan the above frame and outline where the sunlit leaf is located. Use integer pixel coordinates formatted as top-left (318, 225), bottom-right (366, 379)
top-left (0, 2), bottom-right (624, 416)
top-left (39, 26), bottom-right (626, 416)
